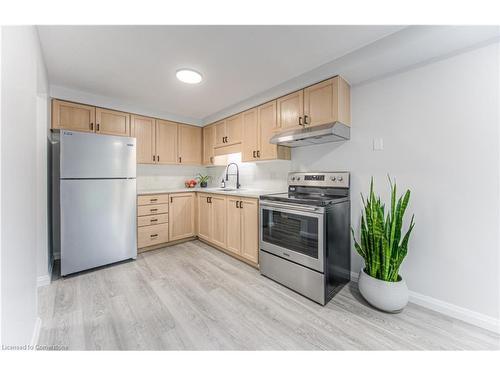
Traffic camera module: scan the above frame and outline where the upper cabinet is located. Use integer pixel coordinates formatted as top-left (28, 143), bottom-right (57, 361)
top-left (241, 108), bottom-right (258, 162)
top-left (178, 124), bottom-right (202, 165)
top-left (95, 108), bottom-right (130, 136)
top-left (156, 120), bottom-right (178, 164)
top-left (242, 101), bottom-right (291, 162)
top-left (131, 115), bottom-right (156, 164)
top-left (303, 76), bottom-right (351, 127)
top-left (214, 114), bottom-right (242, 147)
top-left (277, 90), bottom-right (304, 131)
top-left (275, 76), bottom-right (351, 131)
top-left (132, 117), bottom-right (202, 165)
top-left (203, 124), bottom-right (216, 165)
top-left (52, 100), bottom-right (96, 133)
top-left (52, 99), bottom-right (131, 137)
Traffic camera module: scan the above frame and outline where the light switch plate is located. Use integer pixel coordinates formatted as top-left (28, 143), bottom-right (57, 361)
top-left (373, 138), bottom-right (384, 151)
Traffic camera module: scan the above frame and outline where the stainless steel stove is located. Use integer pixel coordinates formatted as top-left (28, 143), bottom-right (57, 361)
top-left (259, 172), bottom-right (351, 305)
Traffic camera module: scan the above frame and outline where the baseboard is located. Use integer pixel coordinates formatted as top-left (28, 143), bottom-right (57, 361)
top-left (37, 259), bottom-right (53, 287)
top-left (349, 271), bottom-right (500, 334)
top-left (30, 317), bottom-right (42, 348)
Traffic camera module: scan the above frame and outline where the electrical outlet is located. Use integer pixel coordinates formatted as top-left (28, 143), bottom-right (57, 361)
top-left (373, 138), bottom-right (384, 151)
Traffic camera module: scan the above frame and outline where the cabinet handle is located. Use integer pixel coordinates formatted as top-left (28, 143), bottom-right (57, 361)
top-left (157, 155), bottom-right (160, 162)
top-left (96, 123), bottom-right (100, 132)
top-left (150, 208), bottom-right (158, 212)
top-left (150, 234), bottom-right (158, 238)
top-left (150, 218), bottom-right (158, 223)
top-left (240, 200), bottom-right (243, 209)
top-left (304, 115), bottom-right (309, 125)
top-left (153, 155), bottom-right (156, 162)
top-left (209, 197), bottom-right (212, 203)
top-left (179, 156), bottom-right (182, 163)
top-left (236, 201), bottom-right (239, 208)
top-left (90, 122), bottom-right (94, 131)
top-left (298, 116), bottom-right (303, 126)
top-left (256, 150), bottom-right (260, 158)
top-left (170, 197), bottom-right (173, 203)
top-left (206, 197), bottom-right (209, 203)
top-left (150, 198), bottom-right (158, 202)
top-left (253, 151), bottom-right (256, 158)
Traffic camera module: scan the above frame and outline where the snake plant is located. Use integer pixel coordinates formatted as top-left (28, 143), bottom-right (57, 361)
top-left (352, 177), bottom-right (415, 282)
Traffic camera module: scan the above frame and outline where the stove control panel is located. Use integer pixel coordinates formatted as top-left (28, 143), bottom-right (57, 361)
top-left (288, 172), bottom-right (349, 188)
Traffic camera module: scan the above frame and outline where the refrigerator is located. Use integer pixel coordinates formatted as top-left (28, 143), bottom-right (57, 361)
top-left (51, 130), bottom-right (137, 276)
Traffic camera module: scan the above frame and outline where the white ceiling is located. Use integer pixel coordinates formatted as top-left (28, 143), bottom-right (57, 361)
top-left (37, 25), bottom-right (405, 122)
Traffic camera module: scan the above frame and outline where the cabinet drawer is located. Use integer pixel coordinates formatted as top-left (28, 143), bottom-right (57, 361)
top-left (138, 223), bottom-right (169, 248)
top-left (138, 194), bottom-right (169, 206)
top-left (138, 203), bottom-right (168, 216)
top-left (137, 213), bottom-right (168, 227)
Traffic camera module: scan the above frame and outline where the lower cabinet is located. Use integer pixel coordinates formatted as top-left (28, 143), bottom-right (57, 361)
top-left (137, 192), bottom-right (195, 252)
top-left (198, 193), bottom-right (259, 266)
top-left (137, 191), bottom-right (259, 266)
top-left (226, 197), bottom-right (259, 263)
top-left (197, 193), bottom-right (227, 248)
top-left (169, 192), bottom-right (196, 241)
top-left (137, 194), bottom-right (170, 251)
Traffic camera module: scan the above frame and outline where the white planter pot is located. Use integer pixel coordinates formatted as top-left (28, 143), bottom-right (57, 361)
top-left (358, 268), bottom-right (409, 313)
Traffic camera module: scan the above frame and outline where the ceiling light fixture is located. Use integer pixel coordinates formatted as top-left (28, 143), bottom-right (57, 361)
top-left (176, 69), bottom-right (203, 84)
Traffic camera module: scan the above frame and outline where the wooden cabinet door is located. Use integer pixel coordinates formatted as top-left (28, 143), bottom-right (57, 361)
top-left (197, 194), bottom-right (211, 241)
top-left (214, 120), bottom-right (226, 147)
top-left (52, 99), bottom-right (95, 132)
top-left (210, 195), bottom-right (227, 248)
top-left (240, 199), bottom-right (259, 264)
top-left (203, 125), bottom-right (216, 165)
top-left (131, 115), bottom-right (156, 164)
top-left (95, 108), bottom-right (130, 136)
top-left (258, 101), bottom-right (278, 160)
top-left (277, 90), bottom-right (304, 130)
top-left (169, 193), bottom-right (195, 241)
top-left (241, 108), bottom-right (259, 162)
top-left (225, 114), bottom-right (242, 145)
top-left (303, 78), bottom-right (337, 128)
top-left (226, 198), bottom-right (242, 255)
top-left (156, 120), bottom-right (178, 164)
top-left (178, 124), bottom-right (202, 164)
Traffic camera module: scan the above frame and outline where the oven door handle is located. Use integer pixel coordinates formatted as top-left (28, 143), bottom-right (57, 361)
top-left (260, 200), bottom-right (324, 213)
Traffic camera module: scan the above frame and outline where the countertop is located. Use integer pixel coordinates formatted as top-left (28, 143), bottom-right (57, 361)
top-left (137, 187), bottom-right (285, 199)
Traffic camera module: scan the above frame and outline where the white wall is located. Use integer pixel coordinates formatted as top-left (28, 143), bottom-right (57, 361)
top-left (1, 26), bottom-right (49, 345)
top-left (291, 42), bottom-right (500, 329)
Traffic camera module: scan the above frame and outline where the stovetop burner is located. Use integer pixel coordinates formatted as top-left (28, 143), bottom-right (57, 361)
top-left (260, 172), bottom-right (350, 207)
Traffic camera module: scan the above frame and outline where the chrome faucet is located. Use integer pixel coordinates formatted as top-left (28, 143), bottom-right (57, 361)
top-left (225, 163), bottom-right (241, 189)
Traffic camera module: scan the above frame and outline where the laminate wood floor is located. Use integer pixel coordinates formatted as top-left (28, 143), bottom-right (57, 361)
top-left (37, 240), bottom-right (499, 350)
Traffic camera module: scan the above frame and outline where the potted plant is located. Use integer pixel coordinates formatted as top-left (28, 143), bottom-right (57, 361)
top-left (196, 173), bottom-right (211, 188)
top-left (352, 177), bottom-right (415, 313)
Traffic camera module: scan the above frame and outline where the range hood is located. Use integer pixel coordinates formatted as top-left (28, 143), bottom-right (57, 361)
top-left (269, 122), bottom-right (350, 147)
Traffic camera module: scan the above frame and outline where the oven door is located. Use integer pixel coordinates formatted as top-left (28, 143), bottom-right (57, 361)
top-left (260, 200), bottom-right (324, 272)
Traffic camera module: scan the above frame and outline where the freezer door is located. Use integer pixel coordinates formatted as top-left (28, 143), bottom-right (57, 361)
top-left (60, 130), bottom-right (136, 178)
top-left (60, 179), bottom-right (137, 275)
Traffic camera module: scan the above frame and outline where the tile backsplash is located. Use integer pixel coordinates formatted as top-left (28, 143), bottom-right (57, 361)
top-left (137, 153), bottom-right (292, 192)
top-left (206, 153), bottom-right (291, 191)
top-left (137, 164), bottom-right (207, 190)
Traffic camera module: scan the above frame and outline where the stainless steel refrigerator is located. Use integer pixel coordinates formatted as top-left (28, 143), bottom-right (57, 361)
top-left (51, 130), bottom-right (137, 276)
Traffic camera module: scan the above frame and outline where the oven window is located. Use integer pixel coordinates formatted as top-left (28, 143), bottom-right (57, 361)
top-left (261, 209), bottom-right (319, 258)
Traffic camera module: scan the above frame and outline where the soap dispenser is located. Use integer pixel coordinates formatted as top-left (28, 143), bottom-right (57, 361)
top-left (220, 179), bottom-right (226, 188)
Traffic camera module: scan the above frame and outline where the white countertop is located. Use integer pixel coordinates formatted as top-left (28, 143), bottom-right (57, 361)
top-left (137, 187), bottom-right (285, 199)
